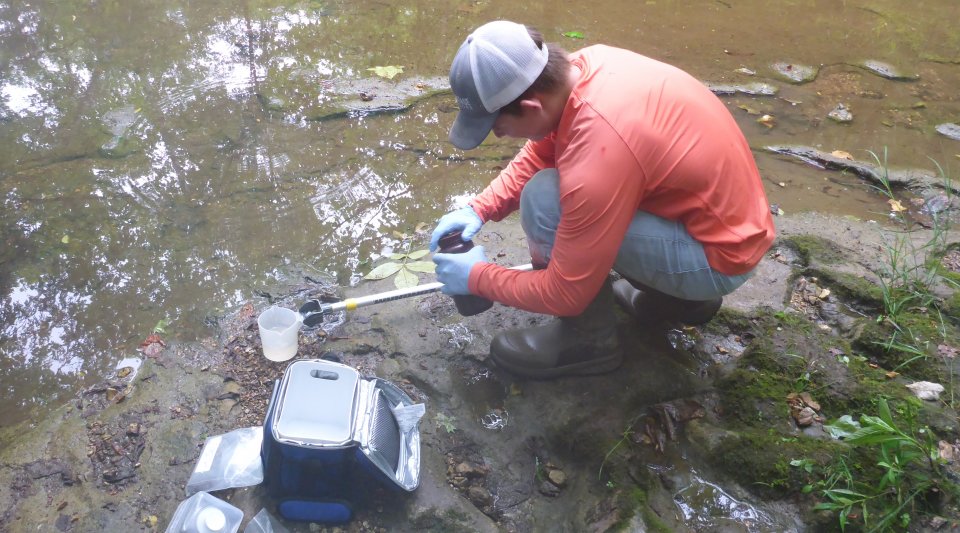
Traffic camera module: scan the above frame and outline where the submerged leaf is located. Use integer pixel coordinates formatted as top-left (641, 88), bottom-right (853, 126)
top-left (394, 267), bottom-right (419, 288)
top-left (368, 65), bottom-right (404, 79)
top-left (405, 261), bottom-right (436, 273)
top-left (561, 31), bottom-right (584, 39)
top-left (364, 262), bottom-right (403, 280)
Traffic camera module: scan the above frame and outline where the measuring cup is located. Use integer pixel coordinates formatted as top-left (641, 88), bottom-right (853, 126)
top-left (257, 306), bottom-right (301, 362)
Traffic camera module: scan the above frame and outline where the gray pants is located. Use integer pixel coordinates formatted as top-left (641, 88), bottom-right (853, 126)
top-left (519, 169), bottom-right (754, 301)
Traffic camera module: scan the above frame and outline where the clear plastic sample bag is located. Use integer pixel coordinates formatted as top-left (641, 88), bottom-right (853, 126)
top-left (186, 426), bottom-right (265, 496)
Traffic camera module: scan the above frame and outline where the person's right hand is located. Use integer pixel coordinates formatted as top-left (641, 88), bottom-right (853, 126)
top-left (429, 206), bottom-right (484, 252)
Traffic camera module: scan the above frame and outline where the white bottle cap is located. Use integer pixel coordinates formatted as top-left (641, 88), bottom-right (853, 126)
top-left (196, 507), bottom-right (226, 532)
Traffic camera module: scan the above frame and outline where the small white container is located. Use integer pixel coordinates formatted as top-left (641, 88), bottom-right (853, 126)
top-left (164, 491), bottom-right (242, 533)
top-left (257, 306), bottom-right (301, 362)
top-left (196, 507), bottom-right (227, 532)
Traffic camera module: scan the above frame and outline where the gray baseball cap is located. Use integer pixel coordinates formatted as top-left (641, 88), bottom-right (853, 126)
top-left (448, 21), bottom-right (549, 150)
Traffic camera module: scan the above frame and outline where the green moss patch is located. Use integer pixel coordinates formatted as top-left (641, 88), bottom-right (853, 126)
top-left (781, 235), bottom-right (850, 265)
top-left (709, 430), bottom-right (843, 499)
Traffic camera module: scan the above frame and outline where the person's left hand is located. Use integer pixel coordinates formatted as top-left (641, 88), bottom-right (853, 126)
top-left (433, 245), bottom-right (488, 295)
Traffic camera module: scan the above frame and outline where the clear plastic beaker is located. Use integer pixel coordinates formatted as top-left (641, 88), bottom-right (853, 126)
top-left (257, 306), bottom-right (301, 362)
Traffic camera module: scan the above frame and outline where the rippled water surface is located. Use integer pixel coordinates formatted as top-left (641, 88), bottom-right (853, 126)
top-left (1, 0), bottom-right (958, 426)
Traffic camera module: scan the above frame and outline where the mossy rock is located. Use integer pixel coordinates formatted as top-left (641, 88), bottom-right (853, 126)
top-left (716, 310), bottom-right (907, 423)
top-left (708, 429), bottom-right (844, 499)
top-left (408, 508), bottom-right (474, 531)
top-left (805, 268), bottom-right (884, 310)
top-left (780, 235), bottom-right (849, 266)
top-left (854, 59), bottom-right (920, 81)
top-left (944, 292), bottom-right (960, 324)
top-left (769, 61), bottom-right (819, 84)
top-left (851, 314), bottom-right (957, 382)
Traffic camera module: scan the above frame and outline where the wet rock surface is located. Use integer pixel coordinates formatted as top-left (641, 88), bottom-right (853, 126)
top-left (1, 211), bottom-right (958, 532)
top-left (826, 103), bottom-right (853, 123)
top-left (937, 122), bottom-right (960, 141)
top-left (765, 144), bottom-right (959, 195)
top-left (769, 62), bottom-right (819, 84)
top-left (705, 81), bottom-right (779, 96)
top-left (854, 59), bottom-right (920, 81)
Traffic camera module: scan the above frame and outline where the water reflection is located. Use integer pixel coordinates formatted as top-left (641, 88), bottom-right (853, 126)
top-left (674, 472), bottom-right (775, 532)
top-left (1, 0), bottom-right (958, 429)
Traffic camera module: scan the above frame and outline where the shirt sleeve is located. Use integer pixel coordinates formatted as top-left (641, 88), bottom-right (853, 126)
top-left (469, 136), bottom-right (556, 222)
top-left (469, 120), bottom-right (646, 316)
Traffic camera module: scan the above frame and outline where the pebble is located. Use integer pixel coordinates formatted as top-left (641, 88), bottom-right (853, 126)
top-left (547, 469), bottom-right (567, 488)
top-left (827, 103), bottom-right (853, 123)
top-left (935, 123), bottom-right (960, 141)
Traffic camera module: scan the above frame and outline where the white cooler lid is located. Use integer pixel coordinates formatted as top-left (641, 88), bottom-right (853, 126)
top-left (273, 360), bottom-right (360, 447)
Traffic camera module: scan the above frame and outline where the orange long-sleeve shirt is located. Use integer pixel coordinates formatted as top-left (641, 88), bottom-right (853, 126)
top-left (467, 45), bottom-right (775, 316)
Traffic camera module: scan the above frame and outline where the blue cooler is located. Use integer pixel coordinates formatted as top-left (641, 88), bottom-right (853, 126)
top-left (261, 359), bottom-right (421, 524)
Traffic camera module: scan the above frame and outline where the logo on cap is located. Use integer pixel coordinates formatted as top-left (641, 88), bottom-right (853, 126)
top-left (456, 96), bottom-right (474, 112)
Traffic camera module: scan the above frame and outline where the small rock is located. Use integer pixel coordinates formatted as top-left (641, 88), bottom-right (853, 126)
top-left (935, 123), bottom-right (960, 141)
top-left (705, 82), bottom-right (779, 96)
top-left (856, 59), bottom-right (918, 81)
top-left (467, 486), bottom-right (493, 507)
top-left (770, 62), bottom-right (819, 84)
top-left (539, 480), bottom-right (561, 497)
top-left (796, 406), bottom-right (817, 427)
top-left (455, 462), bottom-right (486, 478)
top-left (827, 103), bottom-right (853, 123)
top-left (906, 381), bottom-right (944, 401)
top-left (547, 469), bottom-right (567, 488)
top-left (938, 440), bottom-right (955, 462)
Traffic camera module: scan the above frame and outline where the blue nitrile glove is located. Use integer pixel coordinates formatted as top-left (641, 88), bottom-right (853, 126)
top-left (433, 245), bottom-right (488, 295)
top-left (429, 206), bottom-right (484, 252)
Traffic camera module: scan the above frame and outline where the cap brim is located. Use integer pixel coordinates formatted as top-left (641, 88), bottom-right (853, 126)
top-left (449, 109), bottom-right (498, 150)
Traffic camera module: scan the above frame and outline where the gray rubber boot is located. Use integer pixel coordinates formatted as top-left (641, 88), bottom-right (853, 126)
top-left (489, 279), bottom-right (622, 379)
top-left (612, 278), bottom-right (722, 326)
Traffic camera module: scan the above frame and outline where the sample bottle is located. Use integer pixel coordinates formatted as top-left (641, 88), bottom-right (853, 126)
top-left (436, 230), bottom-right (493, 316)
top-left (195, 507), bottom-right (227, 532)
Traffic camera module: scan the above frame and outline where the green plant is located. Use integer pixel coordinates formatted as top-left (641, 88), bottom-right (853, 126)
top-left (363, 248), bottom-right (435, 289)
top-left (800, 398), bottom-right (949, 532)
top-left (598, 417), bottom-right (638, 481)
top-left (435, 413), bottom-right (458, 433)
top-left (867, 149), bottom-right (954, 370)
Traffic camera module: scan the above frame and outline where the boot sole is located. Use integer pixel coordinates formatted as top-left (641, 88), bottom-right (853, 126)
top-left (489, 351), bottom-right (624, 380)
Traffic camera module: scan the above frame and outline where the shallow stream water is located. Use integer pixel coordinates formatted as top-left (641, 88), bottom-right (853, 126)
top-left (1, 0), bottom-right (958, 443)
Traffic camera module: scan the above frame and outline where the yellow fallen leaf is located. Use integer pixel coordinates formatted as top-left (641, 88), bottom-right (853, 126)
top-left (888, 198), bottom-right (906, 212)
top-left (818, 288), bottom-right (831, 299)
top-left (61, 235), bottom-right (70, 244)
top-left (831, 150), bottom-right (853, 160)
top-left (886, 371), bottom-right (899, 379)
